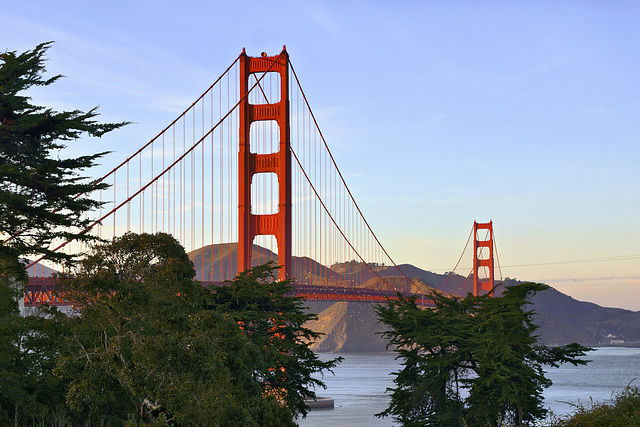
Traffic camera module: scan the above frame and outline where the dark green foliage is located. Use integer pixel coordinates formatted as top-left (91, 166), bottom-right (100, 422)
top-left (54, 233), bottom-right (337, 425)
top-left (0, 41), bottom-right (128, 279)
top-left (375, 289), bottom-right (475, 426)
top-left (376, 283), bottom-right (592, 427)
top-left (206, 262), bottom-right (342, 418)
top-left (55, 233), bottom-right (292, 425)
top-left (0, 276), bottom-right (68, 425)
top-left (465, 283), bottom-right (550, 426)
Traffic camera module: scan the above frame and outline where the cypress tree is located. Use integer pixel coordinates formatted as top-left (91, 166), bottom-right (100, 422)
top-left (0, 41), bottom-right (128, 280)
top-left (377, 283), bottom-right (592, 426)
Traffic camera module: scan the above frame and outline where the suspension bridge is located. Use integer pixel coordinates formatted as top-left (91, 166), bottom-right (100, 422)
top-left (22, 48), bottom-right (501, 306)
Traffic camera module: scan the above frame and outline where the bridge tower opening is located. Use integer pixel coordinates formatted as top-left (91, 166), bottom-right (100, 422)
top-left (473, 220), bottom-right (494, 296)
top-left (238, 48), bottom-right (291, 281)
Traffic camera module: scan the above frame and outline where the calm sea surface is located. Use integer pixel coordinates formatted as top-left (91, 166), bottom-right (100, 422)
top-left (298, 347), bottom-right (640, 426)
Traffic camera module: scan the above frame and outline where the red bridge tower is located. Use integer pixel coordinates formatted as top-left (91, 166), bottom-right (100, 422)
top-left (238, 48), bottom-right (291, 281)
top-left (473, 220), bottom-right (495, 296)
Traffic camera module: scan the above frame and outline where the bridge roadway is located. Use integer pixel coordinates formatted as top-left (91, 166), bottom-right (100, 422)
top-left (24, 276), bottom-right (434, 307)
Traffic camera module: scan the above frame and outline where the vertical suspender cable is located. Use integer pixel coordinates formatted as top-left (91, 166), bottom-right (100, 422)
top-left (151, 140), bottom-right (154, 234)
top-left (140, 154), bottom-right (143, 233)
top-left (182, 115), bottom-right (186, 244)
top-left (99, 185), bottom-right (103, 239)
top-left (228, 72), bottom-right (232, 276)
top-left (210, 87), bottom-right (215, 280)
top-left (219, 77), bottom-right (224, 277)
top-left (171, 125), bottom-right (175, 236)
top-left (162, 131), bottom-right (165, 233)
top-left (201, 98), bottom-right (205, 281)
top-left (126, 161), bottom-right (130, 231)
top-left (113, 170), bottom-right (116, 238)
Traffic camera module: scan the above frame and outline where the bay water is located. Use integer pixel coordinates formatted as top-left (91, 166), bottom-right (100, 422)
top-left (298, 347), bottom-right (640, 426)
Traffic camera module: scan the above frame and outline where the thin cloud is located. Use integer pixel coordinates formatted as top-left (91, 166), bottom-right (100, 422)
top-left (546, 275), bottom-right (640, 286)
top-left (422, 115), bottom-right (446, 130)
top-left (580, 106), bottom-right (608, 113)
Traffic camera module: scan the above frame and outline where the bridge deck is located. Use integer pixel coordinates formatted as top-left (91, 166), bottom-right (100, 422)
top-left (24, 277), bottom-right (434, 306)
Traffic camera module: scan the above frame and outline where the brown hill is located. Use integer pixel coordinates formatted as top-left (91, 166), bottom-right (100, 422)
top-left (189, 243), bottom-right (343, 284)
top-left (304, 301), bottom-right (389, 353)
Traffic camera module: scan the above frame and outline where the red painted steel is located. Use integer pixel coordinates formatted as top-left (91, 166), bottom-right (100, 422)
top-left (24, 277), bottom-right (434, 305)
top-left (238, 48), bottom-right (292, 281)
top-left (473, 220), bottom-right (495, 296)
top-left (23, 277), bottom-right (67, 306)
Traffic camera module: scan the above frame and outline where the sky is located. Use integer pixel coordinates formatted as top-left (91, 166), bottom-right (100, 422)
top-left (4, 1), bottom-right (640, 310)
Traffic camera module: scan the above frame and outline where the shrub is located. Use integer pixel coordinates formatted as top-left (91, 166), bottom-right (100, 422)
top-left (548, 382), bottom-right (640, 426)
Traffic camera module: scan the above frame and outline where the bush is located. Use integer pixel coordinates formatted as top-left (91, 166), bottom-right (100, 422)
top-left (548, 383), bottom-right (640, 426)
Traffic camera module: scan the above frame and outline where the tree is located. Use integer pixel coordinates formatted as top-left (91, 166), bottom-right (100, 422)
top-left (464, 283), bottom-right (559, 426)
top-left (376, 283), bottom-right (592, 427)
top-left (0, 277), bottom-right (68, 425)
top-left (0, 41), bottom-right (128, 280)
top-left (375, 290), bottom-right (475, 426)
top-left (205, 262), bottom-right (342, 418)
top-left (55, 233), bottom-right (338, 425)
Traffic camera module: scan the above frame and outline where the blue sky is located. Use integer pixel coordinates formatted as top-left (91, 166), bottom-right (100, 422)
top-left (5, 1), bottom-right (640, 309)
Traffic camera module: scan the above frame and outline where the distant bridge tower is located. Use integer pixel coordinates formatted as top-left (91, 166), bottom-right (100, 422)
top-left (473, 220), bottom-right (494, 296)
top-left (238, 48), bottom-right (291, 281)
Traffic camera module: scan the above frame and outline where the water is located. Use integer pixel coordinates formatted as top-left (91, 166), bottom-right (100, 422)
top-left (299, 353), bottom-right (401, 426)
top-left (298, 348), bottom-right (640, 426)
top-left (543, 347), bottom-right (640, 416)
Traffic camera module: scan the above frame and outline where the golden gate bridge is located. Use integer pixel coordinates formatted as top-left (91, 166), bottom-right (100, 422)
top-left (21, 48), bottom-right (501, 306)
